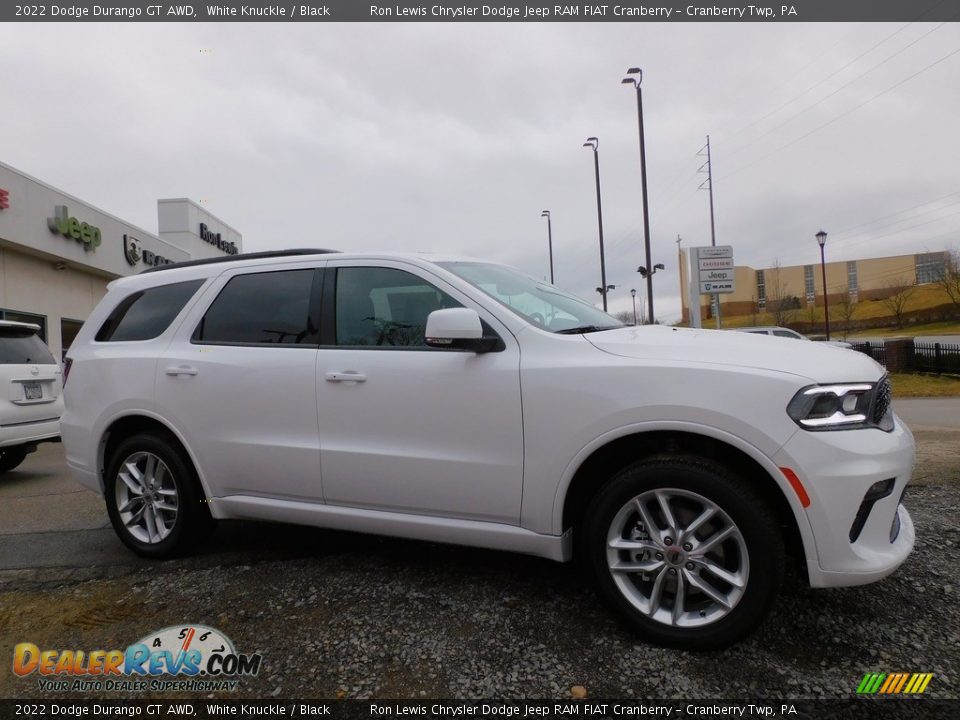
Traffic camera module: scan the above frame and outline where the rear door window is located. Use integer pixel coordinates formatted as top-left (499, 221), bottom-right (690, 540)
top-left (97, 280), bottom-right (204, 342)
top-left (193, 269), bottom-right (319, 345)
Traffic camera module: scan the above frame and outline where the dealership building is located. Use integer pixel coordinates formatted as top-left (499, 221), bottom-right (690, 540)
top-left (0, 160), bottom-right (242, 360)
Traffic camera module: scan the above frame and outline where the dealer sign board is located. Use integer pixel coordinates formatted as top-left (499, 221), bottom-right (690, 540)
top-left (695, 245), bottom-right (735, 294)
top-left (686, 245), bottom-right (736, 329)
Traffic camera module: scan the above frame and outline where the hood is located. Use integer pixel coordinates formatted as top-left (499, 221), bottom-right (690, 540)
top-left (585, 325), bottom-right (885, 384)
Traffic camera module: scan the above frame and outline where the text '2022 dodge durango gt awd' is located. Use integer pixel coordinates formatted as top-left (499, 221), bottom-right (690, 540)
top-left (61, 250), bottom-right (914, 648)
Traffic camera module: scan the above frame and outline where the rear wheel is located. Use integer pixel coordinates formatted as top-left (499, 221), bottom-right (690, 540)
top-left (105, 432), bottom-right (214, 558)
top-left (0, 446), bottom-right (29, 474)
top-left (581, 455), bottom-right (784, 649)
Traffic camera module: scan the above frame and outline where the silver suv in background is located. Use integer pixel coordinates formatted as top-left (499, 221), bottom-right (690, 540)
top-left (736, 326), bottom-right (852, 349)
top-left (0, 321), bottom-right (63, 474)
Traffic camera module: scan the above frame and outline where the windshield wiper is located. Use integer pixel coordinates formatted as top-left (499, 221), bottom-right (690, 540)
top-left (554, 325), bottom-right (619, 335)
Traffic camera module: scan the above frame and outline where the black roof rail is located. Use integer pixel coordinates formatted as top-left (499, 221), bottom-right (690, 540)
top-left (140, 248), bottom-right (340, 274)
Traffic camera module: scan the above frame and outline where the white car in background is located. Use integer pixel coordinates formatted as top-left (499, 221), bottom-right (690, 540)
top-left (737, 326), bottom-right (853, 349)
top-left (61, 250), bottom-right (913, 648)
top-left (0, 321), bottom-right (63, 474)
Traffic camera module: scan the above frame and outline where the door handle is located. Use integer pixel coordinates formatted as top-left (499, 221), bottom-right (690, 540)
top-left (165, 366), bottom-right (199, 377)
top-left (325, 371), bottom-right (367, 383)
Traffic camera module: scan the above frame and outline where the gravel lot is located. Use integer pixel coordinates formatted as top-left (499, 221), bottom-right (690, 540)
top-left (1, 432), bottom-right (958, 702)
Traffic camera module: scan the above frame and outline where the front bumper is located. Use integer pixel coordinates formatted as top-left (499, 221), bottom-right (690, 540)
top-left (773, 413), bottom-right (915, 588)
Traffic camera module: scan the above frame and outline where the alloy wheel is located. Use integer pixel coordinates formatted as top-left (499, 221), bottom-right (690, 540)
top-left (114, 451), bottom-right (179, 544)
top-left (605, 488), bottom-right (749, 628)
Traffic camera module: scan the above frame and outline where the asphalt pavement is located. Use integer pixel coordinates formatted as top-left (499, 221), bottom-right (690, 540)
top-left (895, 397), bottom-right (960, 429)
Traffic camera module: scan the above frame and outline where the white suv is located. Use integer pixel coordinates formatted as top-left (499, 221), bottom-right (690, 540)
top-left (61, 250), bottom-right (914, 648)
top-left (0, 321), bottom-right (63, 474)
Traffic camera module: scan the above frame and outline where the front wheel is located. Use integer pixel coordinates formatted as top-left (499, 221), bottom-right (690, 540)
top-left (104, 432), bottom-right (214, 558)
top-left (581, 455), bottom-right (784, 649)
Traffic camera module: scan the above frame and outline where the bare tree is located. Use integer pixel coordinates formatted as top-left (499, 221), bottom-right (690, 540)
top-left (613, 310), bottom-right (635, 326)
top-left (835, 287), bottom-right (859, 340)
top-left (881, 281), bottom-right (916, 329)
top-left (936, 249), bottom-right (960, 318)
top-left (768, 261), bottom-right (799, 327)
top-left (805, 302), bottom-right (818, 331)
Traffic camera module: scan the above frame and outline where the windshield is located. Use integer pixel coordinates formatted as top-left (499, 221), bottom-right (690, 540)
top-left (439, 262), bottom-right (622, 333)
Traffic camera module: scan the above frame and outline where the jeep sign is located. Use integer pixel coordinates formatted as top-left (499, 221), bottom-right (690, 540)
top-left (47, 205), bottom-right (102, 252)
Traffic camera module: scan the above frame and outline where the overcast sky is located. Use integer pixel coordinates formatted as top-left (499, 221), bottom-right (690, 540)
top-left (2, 21), bottom-right (959, 321)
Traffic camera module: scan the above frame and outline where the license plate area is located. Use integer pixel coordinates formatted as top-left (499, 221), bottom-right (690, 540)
top-left (23, 382), bottom-right (42, 400)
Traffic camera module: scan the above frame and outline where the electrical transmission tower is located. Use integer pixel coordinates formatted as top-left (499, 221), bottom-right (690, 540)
top-left (698, 135), bottom-right (721, 329)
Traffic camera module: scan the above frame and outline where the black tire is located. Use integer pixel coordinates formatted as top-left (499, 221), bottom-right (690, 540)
top-left (0, 446), bottom-right (29, 474)
top-left (104, 432), bottom-right (215, 558)
top-left (580, 455), bottom-right (784, 650)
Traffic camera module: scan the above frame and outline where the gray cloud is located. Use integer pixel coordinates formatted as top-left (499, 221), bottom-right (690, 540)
top-left (2, 21), bottom-right (957, 321)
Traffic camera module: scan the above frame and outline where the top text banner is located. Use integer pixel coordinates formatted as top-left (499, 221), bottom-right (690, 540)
top-left (5, 0), bottom-right (960, 22)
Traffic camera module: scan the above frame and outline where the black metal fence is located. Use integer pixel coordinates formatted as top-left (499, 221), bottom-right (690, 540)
top-left (849, 340), bottom-right (960, 375)
top-left (849, 341), bottom-right (887, 367)
top-left (912, 342), bottom-right (960, 375)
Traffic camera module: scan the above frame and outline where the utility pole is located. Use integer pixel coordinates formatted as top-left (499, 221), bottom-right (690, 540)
top-left (698, 135), bottom-right (721, 329)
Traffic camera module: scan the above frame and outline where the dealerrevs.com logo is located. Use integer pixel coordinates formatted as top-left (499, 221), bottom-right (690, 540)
top-left (13, 625), bottom-right (262, 693)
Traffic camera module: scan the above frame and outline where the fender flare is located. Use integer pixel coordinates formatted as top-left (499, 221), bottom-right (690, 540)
top-left (97, 409), bottom-right (214, 502)
top-left (550, 420), bottom-right (819, 575)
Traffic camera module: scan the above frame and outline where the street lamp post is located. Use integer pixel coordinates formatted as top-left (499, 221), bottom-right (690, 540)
top-left (583, 137), bottom-right (608, 312)
top-left (816, 229), bottom-right (830, 341)
top-left (622, 67), bottom-right (655, 324)
top-left (540, 210), bottom-right (554, 284)
top-left (630, 288), bottom-right (638, 326)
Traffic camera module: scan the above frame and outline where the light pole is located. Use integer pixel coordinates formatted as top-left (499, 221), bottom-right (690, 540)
top-left (622, 67), bottom-right (655, 324)
top-left (583, 137), bottom-right (608, 312)
top-left (630, 288), bottom-right (638, 325)
top-left (540, 210), bottom-right (554, 284)
top-left (596, 284), bottom-right (616, 305)
top-left (816, 230), bottom-right (830, 340)
top-left (637, 264), bottom-right (664, 324)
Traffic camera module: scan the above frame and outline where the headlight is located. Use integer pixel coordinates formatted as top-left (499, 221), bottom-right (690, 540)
top-left (786, 376), bottom-right (893, 431)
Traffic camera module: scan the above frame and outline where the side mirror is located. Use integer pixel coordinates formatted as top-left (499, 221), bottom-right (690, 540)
top-left (425, 308), bottom-right (497, 352)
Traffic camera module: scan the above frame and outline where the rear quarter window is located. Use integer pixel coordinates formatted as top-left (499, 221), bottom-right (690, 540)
top-left (0, 329), bottom-right (56, 365)
top-left (96, 280), bottom-right (205, 342)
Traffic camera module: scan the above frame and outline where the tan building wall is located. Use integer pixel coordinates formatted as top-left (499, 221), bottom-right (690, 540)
top-left (0, 245), bottom-right (109, 359)
top-left (680, 251), bottom-right (947, 322)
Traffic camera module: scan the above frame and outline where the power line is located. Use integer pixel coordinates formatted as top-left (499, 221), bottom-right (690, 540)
top-left (760, 213), bottom-right (960, 267)
top-left (721, 44), bottom-right (960, 181)
top-left (829, 190), bottom-right (960, 238)
top-left (745, 21), bottom-right (952, 146)
top-left (724, 23), bottom-right (913, 142)
top-left (833, 208), bottom-right (960, 249)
